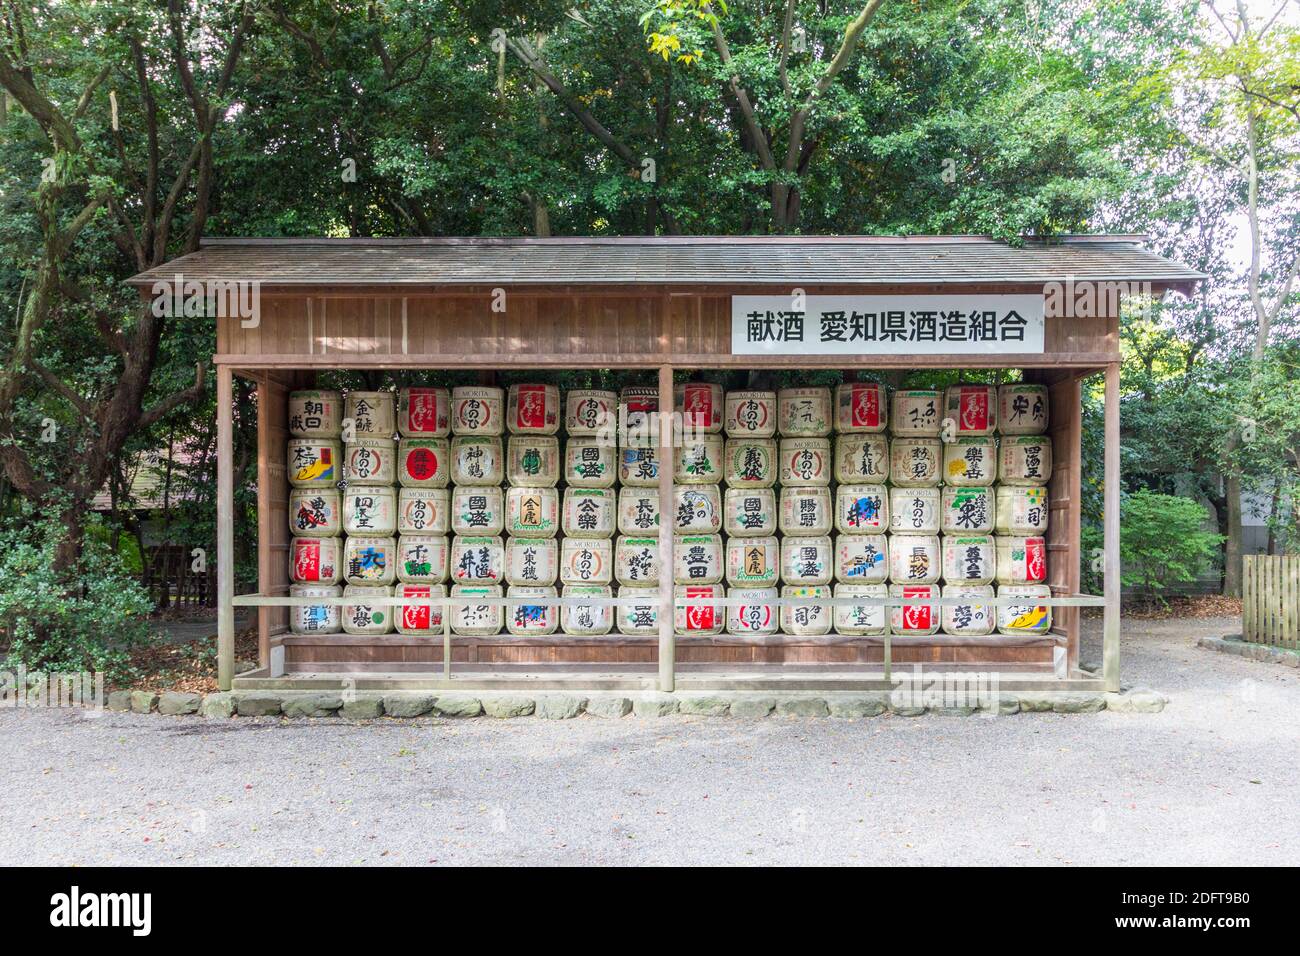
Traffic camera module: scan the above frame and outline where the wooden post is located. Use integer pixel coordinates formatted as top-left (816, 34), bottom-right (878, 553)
top-left (1102, 362), bottom-right (1121, 692)
top-left (217, 365), bottom-right (235, 692)
top-left (657, 363), bottom-right (675, 692)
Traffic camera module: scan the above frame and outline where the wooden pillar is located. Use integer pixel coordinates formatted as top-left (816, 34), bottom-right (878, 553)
top-left (657, 363), bottom-right (675, 692)
top-left (1102, 362), bottom-right (1121, 691)
top-left (216, 365), bottom-right (235, 692)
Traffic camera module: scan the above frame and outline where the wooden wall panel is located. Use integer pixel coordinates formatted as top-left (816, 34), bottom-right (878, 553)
top-left (220, 292), bottom-right (1120, 368)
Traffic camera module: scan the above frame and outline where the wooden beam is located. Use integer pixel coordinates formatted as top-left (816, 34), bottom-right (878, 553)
top-left (217, 364), bottom-right (235, 691)
top-left (213, 352), bottom-right (1120, 370)
top-left (1102, 362), bottom-right (1121, 691)
top-left (657, 363), bottom-right (676, 692)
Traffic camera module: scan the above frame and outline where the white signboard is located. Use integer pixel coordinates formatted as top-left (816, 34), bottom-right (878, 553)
top-left (731, 294), bottom-right (1045, 355)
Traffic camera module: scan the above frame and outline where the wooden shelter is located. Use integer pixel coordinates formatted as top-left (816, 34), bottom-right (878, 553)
top-left (129, 236), bottom-right (1203, 696)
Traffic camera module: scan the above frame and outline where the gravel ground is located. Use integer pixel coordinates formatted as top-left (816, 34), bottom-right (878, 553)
top-left (2, 613), bottom-right (1296, 866)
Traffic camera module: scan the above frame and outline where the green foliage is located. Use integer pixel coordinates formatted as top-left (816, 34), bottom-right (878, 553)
top-left (0, 509), bottom-right (154, 682)
top-left (1119, 490), bottom-right (1224, 604)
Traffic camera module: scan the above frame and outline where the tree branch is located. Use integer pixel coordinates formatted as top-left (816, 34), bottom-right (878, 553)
top-left (137, 363), bottom-right (208, 433)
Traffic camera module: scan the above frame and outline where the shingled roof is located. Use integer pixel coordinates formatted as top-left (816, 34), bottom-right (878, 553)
top-left (128, 235), bottom-right (1205, 290)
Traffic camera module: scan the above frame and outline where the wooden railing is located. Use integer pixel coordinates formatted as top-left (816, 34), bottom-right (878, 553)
top-left (1244, 555), bottom-right (1300, 648)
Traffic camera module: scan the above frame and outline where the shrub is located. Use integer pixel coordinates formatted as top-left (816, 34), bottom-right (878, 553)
top-left (0, 511), bottom-right (153, 683)
top-left (1120, 490), bottom-right (1223, 605)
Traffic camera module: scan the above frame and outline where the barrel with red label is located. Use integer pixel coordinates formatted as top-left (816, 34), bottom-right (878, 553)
top-left (944, 384), bottom-right (998, 437)
top-left (889, 583), bottom-right (940, 636)
top-left (397, 437), bottom-right (449, 488)
top-left (290, 536), bottom-right (342, 585)
top-left (674, 382), bottom-right (724, 434)
top-left (506, 383), bottom-right (560, 435)
top-left (397, 387), bottom-right (450, 438)
top-left (674, 584), bottom-right (725, 636)
top-left (834, 382), bottom-right (888, 434)
top-left (995, 535), bottom-right (1048, 585)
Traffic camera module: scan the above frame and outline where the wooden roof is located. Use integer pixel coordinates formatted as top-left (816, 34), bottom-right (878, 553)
top-left (129, 235), bottom-right (1205, 290)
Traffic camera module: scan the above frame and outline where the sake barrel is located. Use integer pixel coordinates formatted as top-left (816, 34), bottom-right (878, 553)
top-left (506, 585), bottom-right (558, 636)
top-left (450, 486), bottom-right (504, 536)
top-left (941, 584), bottom-right (995, 637)
top-left (724, 390), bottom-right (776, 438)
top-left (889, 487), bottom-right (941, 534)
top-left (892, 389), bottom-right (942, 437)
top-left (995, 485), bottom-right (1049, 535)
top-left (724, 438), bottom-right (778, 488)
top-left (505, 536), bottom-right (558, 586)
top-left (942, 534), bottom-right (996, 586)
top-left (889, 584), bottom-right (940, 636)
top-left (780, 437), bottom-right (832, 486)
top-left (560, 537), bottom-right (613, 586)
top-left (835, 435), bottom-right (889, 484)
top-left (567, 437), bottom-right (618, 488)
top-left (506, 383), bottom-right (560, 435)
top-left (291, 536), bottom-right (342, 585)
top-left (943, 436), bottom-right (997, 486)
top-left (344, 391), bottom-right (395, 439)
top-left (674, 434), bottom-right (725, 484)
top-left (835, 484), bottom-right (888, 535)
top-left (450, 535), bottom-right (505, 585)
top-left (614, 536), bottom-right (660, 586)
top-left (505, 485), bottom-right (560, 538)
top-left (398, 487), bottom-right (450, 534)
top-left (507, 436), bottom-right (560, 487)
top-left (396, 533), bottom-right (449, 585)
top-left (777, 387), bottom-right (832, 436)
top-left (726, 588), bottom-right (778, 636)
top-left (397, 437), bottom-right (450, 488)
top-left (675, 382), bottom-right (724, 434)
top-left (289, 584), bottom-right (342, 635)
top-left (450, 436), bottom-right (504, 486)
top-left (781, 535), bottom-right (833, 586)
top-left (289, 489), bottom-right (342, 538)
top-left (834, 382), bottom-right (888, 434)
top-left (342, 535), bottom-right (396, 586)
top-left (288, 389), bottom-right (343, 438)
top-left (394, 583), bottom-right (445, 636)
top-left (997, 584), bottom-right (1053, 636)
top-left (995, 535), bottom-right (1048, 585)
top-left (288, 438), bottom-right (341, 488)
top-left (780, 585), bottom-right (832, 637)
top-left (451, 385), bottom-right (504, 436)
top-left (674, 584), bottom-right (725, 636)
top-left (619, 386), bottom-right (659, 433)
top-left (343, 487), bottom-right (397, 536)
top-left (723, 487), bottom-right (776, 537)
top-left (397, 386), bottom-right (450, 438)
top-left (565, 389), bottom-right (618, 437)
top-left (673, 485), bottom-right (722, 533)
top-left (562, 487), bottom-right (617, 538)
top-left (673, 533), bottom-right (724, 585)
top-left (725, 535), bottom-right (779, 587)
top-left (889, 437), bottom-right (942, 487)
top-left (617, 487), bottom-right (660, 535)
top-left (835, 534), bottom-right (889, 584)
top-left (999, 436), bottom-right (1052, 486)
top-left (451, 584), bottom-right (503, 636)
top-left (779, 485), bottom-right (833, 536)
top-left (833, 583), bottom-right (888, 636)
top-left (616, 586), bottom-right (659, 636)
top-left (943, 384), bottom-right (998, 437)
top-left (342, 584), bottom-right (394, 636)
top-left (888, 534), bottom-right (940, 584)
top-left (344, 437), bottom-right (396, 485)
top-left (561, 584), bottom-right (613, 636)
top-left (998, 383), bottom-right (1049, 435)
top-left (617, 442), bottom-right (660, 487)
top-left (940, 486), bottom-right (994, 535)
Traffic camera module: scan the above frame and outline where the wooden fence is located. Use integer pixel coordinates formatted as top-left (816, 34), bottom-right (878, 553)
top-left (1244, 555), bottom-right (1300, 648)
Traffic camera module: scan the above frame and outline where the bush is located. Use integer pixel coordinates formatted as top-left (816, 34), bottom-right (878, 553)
top-left (1120, 490), bottom-right (1223, 605)
top-left (0, 511), bottom-right (154, 682)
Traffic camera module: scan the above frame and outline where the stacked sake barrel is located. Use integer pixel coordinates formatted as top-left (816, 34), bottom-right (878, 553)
top-left (887, 382), bottom-right (1053, 638)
